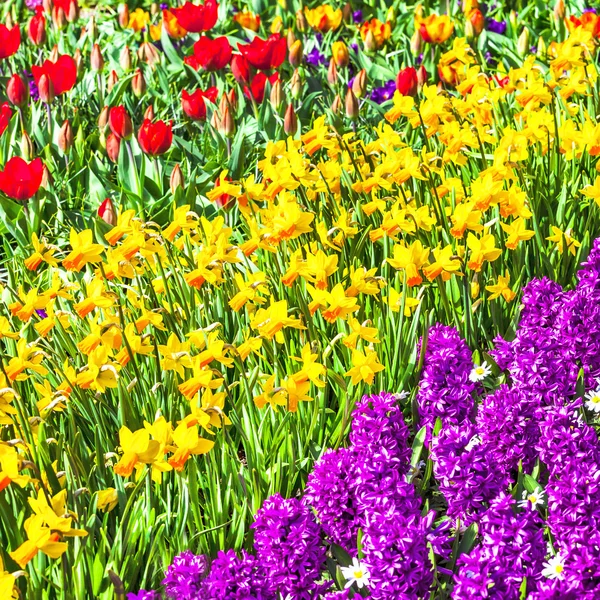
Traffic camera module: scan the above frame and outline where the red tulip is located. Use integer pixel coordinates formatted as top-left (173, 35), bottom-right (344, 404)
top-left (106, 133), bottom-right (121, 163)
top-left (396, 66), bottom-right (418, 97)
top-left (0, 25), bottom-right (20, 60)
top-left (246, 72), bottom-right (279, 104)
top-left (108, 106), bottom-right (133, 140)
top-left (231, 54), bottom-right (250, 84)
top-left (28, 7), bottom-right (46, 46)
top-left (6, 75), bottom-right (29, 107)
top-left (185, 36), bottom-right (232, 71)
top-left (32, 55), bottom-right (77, 97)
top-left (138, 119), bottom-right (173, 156)
top-left (0, 157), bottom-right (44, 201)
top-left (238, 34), bottom-right (286, 71)
top-left (0, 104), bottom-right (12, 138)
top-left (172, 0), bottom-right (218, 33)
top-left (182, 87), bottom-right (218, 121)
top-left (98, 198), bottom-right (117, 226)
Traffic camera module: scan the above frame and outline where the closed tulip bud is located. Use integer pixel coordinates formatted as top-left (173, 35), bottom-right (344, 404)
top-left (151, 2), bottom-right (159, 16)
top-left (98, 105), bottom-right (109, 130)
top-left (49, 44), bottom-right (59, 63)
top-left (87, 16), bottom-right (97, 38)
top-left (284, 103), bottom-right (298, 136)
top-left (287, 29), bottom-right (296, 49)
top-left (42, 0), bottom-right (52, 14)
top-left (106, 133), bottom-right (121, 163)
top-left (537, 36), bottom-right (546, 58)
top-left (5, 13), bottom-right (13, 28)
top-left (28, 11), bottom-right (46, 45)
top-left (58, 120), bottom-right (73, 153)
top-left (410, 30), bottom-right (422, 55)
top-left (120, 46), bottom-right (132, 71)
top-left (396, 67), bottom-right (418, 97)
top-left (91, 43), bottom-right (104, 72)
top-left (471, 280), bottom-right (479, 299)
top-left (290, 69), bottom-right (302, 99)
top-left (21, 132), bottom-right (34, 161)
top-left (295, 9), bottom-right (307, 32)
top-left (138, 42), bottom-right (160, 68)
top-left (218, 105), bottom-right (235, 138)
top-left (40, 165), bottom-right (52, 189)
top-left (270, 79), bottom-right (283, 109)
top-left (219, 92), bottom-right (229, 115)
top-left (331, 94), bottom-right (342, 114)
top-left (465, 19), bottom-right (475, 40)
top-left (553, 0), bottom-right (565, 21)
top-left (363, 29), bottom-right (377, 53)
top-left (345, 88), bottom-right (359, 120)
top-left (332, 41), bottom-right (349, 68)
top-left (132, 68), bottom-right (146, 97)
top-left (468, 9), bottom-right (484, 36)
top-left (52, 7), bottom-right (65, 29)
top-left (107, 70), bottom-right (119, 93)
top-left (98, 198), bottom-right (117, 226)
top-left (342, 2), bottom-right (352, 22)
top-left (352, 68), bottom-right (367, 98)
top-left (327, 59), bottom-right (338, 86)
top-left (170, 164), bottom-right (184, 193)
top-left (38, 74), bottom-right (55, 104)
top-left (108, 106), bottom-right (133, 140)
top-left (517, 28), bottom-right (529, 56)
top-left (7, 74), bottom-right (29, 107)
top-left (386, 6), bottom-right (396, 27)
top-left (73, 49), bottom-right (84, 75)
top-left (118, 3), bottom-right (129, 28)
top-left (227, 88), bottom-right (237, 111)
top-left (417, 65), bottom-right (428, 89)
top-left (210, 109), bottom-right (220, 130)
top-left (144, 105), bottom-right (155, 121)
top-left (509, 10), bottom-right (518, 29)
top-left (289, 40), bottom-right (303, 67)
top-left (271, 16), bottom-right (283, 34)
top-left (66, 0), bottom-right (78, 22)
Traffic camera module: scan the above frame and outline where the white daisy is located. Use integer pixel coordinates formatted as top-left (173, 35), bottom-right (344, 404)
top-left (469, 361), bottom-right (492, 382)
top-left (542, 554), bottom-right (566, 580)
top-left (585, 388), bottom-right (600, 413)
top-left (340, 557), bottom-right (370, 589)
top-left (518, 486), bottom-right (545, 510)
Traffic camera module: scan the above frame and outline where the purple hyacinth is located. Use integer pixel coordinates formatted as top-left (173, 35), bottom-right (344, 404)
top-left (126, 592), bottom-right (161, 600)
top-left (370, 80), bottom-right (396, 103)
top-left (486, 18), bottom-right (506, 34)
top-left (252, 494), bottom-right (330, 599)
top-left (416, 324), bottom-right (477, 437)
top-left (431, 422), bottom-right (508, 523)
top-left (25, 0), bottom-right (43, 8)
top-left (204, 549), bottom-right (275, 599)
top-left (162, 551), bottom-right (210, 599)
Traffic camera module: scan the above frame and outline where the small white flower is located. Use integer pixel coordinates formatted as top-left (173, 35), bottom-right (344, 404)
top-left (585, 388), bottom-right (600, 413)
top-left (542, 554), bottom-right (566, 580)
top-left (469, 361), bottom-right (492, 382)
top-left (464, 434), bottom-right (482, 452)
top-left (340, 557), bottom-right (370, 589)
top-left (518, 486), bottom-right (545, 510)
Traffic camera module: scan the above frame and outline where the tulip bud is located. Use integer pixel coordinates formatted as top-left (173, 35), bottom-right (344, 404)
top-left (271, 16), bottom-right (283, 34)
top-left (295, 9), bottom-right (307, 32)
top-left (98, 106), bottom-right (110, 130)
top-left (342, 3), bottom-right (352, 22)
top-left (269, 79), bottom-right (283, 109)
top-left (151, 2), bottom-right (160, 16)
top-left (352, 69), bottom-right (367, 98)
top-left (287, 29), bottom-right (296, 49)
top-left (410, 30), bottom-right (422, 55)
top-left (386, 6), bottom-right (396, 27)
top-left (118, 3), bottom-right (129, 28)
top-left (331, 94), bottom-right (342, 114)
top-left (28, 12), bottom-right (46, 46)
top-left (49, 44), bottom-right (59, 63)
top-left (327, 59), bottom-right (338, 86)
top-left (52, 7), bottom-right (65, 29)
top-left (465, 19), bottom-right (475, 40)
top-left (120, 46), bottom-right (132, 72)
top-left (144, 105), bottom-right (155, 121)
top-left (107, 70), bottom-right (119, 93)
top-left (73, 49), bottom-right (84, 75)
top-left (91, 43), bottom-right (104, 72)
top-left (364, 29), bottom-right (377, 53)
top-left (138, 42), bottom-right (160, 68)
top-left (218, 105), bottom-right (235, 138)
top-left (7, 74), bottom-right (29, 107)
top-left (106, 133), bottom-right (121, 163)
top-left (42, 0), bottom-right (52, 14)
top-left (509, 10), bottom-right (518, 30)
top-left (537, 36), bottom-right (547, 58)
top-left (132, 68), bottom-right (146, 97)
top-left (87, 15), bottom-right (97, 39)
top-left (5, 13), bottom-right (13, 28)
top-left (98, 198), bottom-right (117, 226)
top-left (396, 67), bottom-right (418, 97)
top-left (468, 9), bottom-right (485, 36)
top-left (21, 132), bottom-right (34, 161)
top-left (290, 69), bottom-right (302, 99)
top-left (417, 65), bottom-right (428, 89)
top-left (41, 165), bottom-right (52, 189)
top-left (517, 28), bottom-right (529, 57)
top-left (38, 74), bottom-right (55, 104)
top-left (553, 0), bottom-right (565, 22)
top-left (227, 88), bottom-right (237, 111)
top-left (288, 40), bottom-right (303, 68)
top-left (58, 120), bottom-right (73, 153)
top-left (284, 104), bottom-right (298, 136)
top-left (471, 280), bottom-right (479, 299)
top-left (219, 92), bottom-right (229, 116)
top-left (210, 109), bottom-right (220, 130)
top-left (332, 41), bottom-right (349, 68)
top-left (345, 88), bottom-right (359, 120)
top-left (65, 0), bottom-right (78, 22)
top-left (170, 165), bottom-right (184, 193)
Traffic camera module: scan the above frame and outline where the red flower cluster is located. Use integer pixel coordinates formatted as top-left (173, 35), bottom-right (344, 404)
top-left (172, 0), bottom-right (218, 33)
top-left (0, 157), bottom-right (44, 201)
